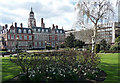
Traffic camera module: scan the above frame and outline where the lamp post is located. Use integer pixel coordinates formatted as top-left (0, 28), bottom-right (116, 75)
top-left (45, 40), bottom-right (47, 50)
top-left (16, 36), bottom-right (19, 53)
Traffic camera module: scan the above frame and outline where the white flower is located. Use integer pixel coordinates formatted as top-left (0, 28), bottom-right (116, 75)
top-left (29, 74), bottom-right (31, 78)
top-left (47, 76), bottom-right (50, 79)
top-left (73, 69), bottom-right (77, 72)
top-left (63, 75), bottom-right (65, 77)
top-left (53, 72), bottom-right (56, 74)
top-left (82, 70), bottom-right (84, 73)
top-left (32, 74), bottom-right (35, 77)
top-left (84, 73), bottom-right (86, 75)
top-left (60, 74), bottom-right (63, 76)
top-left (33, 70), bottom-right (35, 73)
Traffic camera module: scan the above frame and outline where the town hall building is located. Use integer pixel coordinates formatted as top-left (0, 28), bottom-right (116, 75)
top-left (0, 8), bottom-right (65, 50)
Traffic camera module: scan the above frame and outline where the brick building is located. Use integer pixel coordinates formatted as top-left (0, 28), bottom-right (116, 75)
top-left (0, 8), bottom-right (65, 50)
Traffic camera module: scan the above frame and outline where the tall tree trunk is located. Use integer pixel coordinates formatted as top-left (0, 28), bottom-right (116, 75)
top-left (92, 25), bottom-right (97, 55)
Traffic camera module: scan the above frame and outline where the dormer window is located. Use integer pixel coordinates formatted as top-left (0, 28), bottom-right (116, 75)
top-left (46, 29), bottom-right (48, 32)
top-left (28, 29), bottom-right (31, 34)
top-left (10, 29), bottom-right (15, 33)
top-left (34, 29), bottom-right (36, 32)
top-left (60, 30), bottom-right (63, 33)
top-left (42, 29), bottom-right (44, 32)
top-left (38, 29), bottom-right (40, 32)
top-left (57, 30), bottom-right (59, 33)
top-left (24, 29), bottom-right (26, 33)
top-left (19, 29), bottom-right (21, 33)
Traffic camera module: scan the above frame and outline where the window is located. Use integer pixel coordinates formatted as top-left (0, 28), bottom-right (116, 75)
top-left (29, 35), bottom-right (32, 40)
top-left (60, 30), bottom-right (63, 33)
top-left (11, 34), bottom-right (14, 39)
top-left (8, 35), bottom-right (10, 39)
top-left (46, 29), bottom-right (48, 32)
top-left (38, 29), bottom-right (40, 32)
top-left (24, 35), bottom-right (27, 40)
top-left (35, 42), bottom-right (37, 46)
top-left (39, 42), bottom-right (41, 46)
top-left (28, 29), bottom-right (31, 34)
top-left (42, 29), bottom-right (44, 32)
top-left (10, 29), bottom-right (13, 33)
top-left (57, 30), bottom-right (59, 33)
top-left (34, 29), bottom-right (36, 32)
top-left (19, 29), bottom-right (21, 33)
top-left (19, 35), bottom-right (22, 40)
top-left (24, 29), bottom-right (26, 33)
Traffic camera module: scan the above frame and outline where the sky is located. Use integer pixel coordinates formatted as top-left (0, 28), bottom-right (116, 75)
top-left (0, 0), bottom-right (119, 30)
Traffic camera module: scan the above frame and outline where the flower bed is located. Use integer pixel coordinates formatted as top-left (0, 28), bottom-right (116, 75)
top-left (9, 51), bottom-right (106, 82)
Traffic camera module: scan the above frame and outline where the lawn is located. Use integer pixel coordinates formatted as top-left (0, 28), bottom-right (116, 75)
top-left (98, 53), bottom-right (120, 83)
top-left (1, 57), bottom-right (21, 82)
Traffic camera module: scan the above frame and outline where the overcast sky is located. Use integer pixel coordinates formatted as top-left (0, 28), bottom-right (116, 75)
top-left (0, 0), bottom-right (118, 30)
top-left (0, 0), bottom-right (77, 30)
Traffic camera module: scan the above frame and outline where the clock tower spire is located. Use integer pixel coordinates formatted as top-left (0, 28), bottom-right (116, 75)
top-left (28, 7), bottom-right (36, 28)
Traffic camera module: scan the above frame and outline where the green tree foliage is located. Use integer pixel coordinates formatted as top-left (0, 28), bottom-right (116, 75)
top-left (65, 33), bottom-right (75, 48)
top-left (110, 36), bottom-right (120, 51)
top-left (110, 42), bottom-right (120, 50)
top-left (74, 40), bottom-right (85, 48)
top-left (65, 33), bottom-right (85, 48)
top-left (99, 39), bottom-right (107, 51)
top-left (115, 36), bottom-right (120, 43)
top-left (95, 44), bottom-right (100, 53)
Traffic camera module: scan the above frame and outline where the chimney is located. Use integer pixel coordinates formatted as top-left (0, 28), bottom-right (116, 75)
top-left (56, 25), bottom-right (58, 29)
top-left (52, 24), bottom-right (55, 28)
top-left (43, 23), bottom-right (45, 28)
top-left (20, 23), bottom-right (23, 28)
top-left (2, 26), bottom-right (5, 30)
top-left (5, 24), bottom-right (8, 29)
top-left (41, 18), bottom-right (44, 28)
top-left (15, 22), bottom-right (17, 28)
top-left (62, 26), bottom-right (63, 29)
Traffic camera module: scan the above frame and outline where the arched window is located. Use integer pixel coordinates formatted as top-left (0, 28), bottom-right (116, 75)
top-left (28, 29), bottom-right (31, 34)
top-left (38, 29), bottom-right (40, 32)
top-left (19, 29), bottom-right (21, 33)
top-left (24, 29), bottom-right (26, 33)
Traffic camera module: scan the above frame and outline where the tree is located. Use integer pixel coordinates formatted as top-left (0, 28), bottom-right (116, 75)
top-left (99, 39), bottom-right (107, 51)
top-left (110, 36), bottom-right (120, 51)
top-left (74, 40), bottom-right (85, 48)
top-left (76, 0), bottom-right (114, 55)
top-left (65, 33), bottom-right (75, 48)
top-left (115, 36), bottom-right (120, 42)
top-left (95, 44), bottom-right (100, 53)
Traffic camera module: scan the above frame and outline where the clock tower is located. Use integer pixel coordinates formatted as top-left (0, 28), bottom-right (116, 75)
top-left (28, 7), bottom-right (36, 28)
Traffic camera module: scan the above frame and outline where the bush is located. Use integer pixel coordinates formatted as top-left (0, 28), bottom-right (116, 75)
top-left (46, 46), bottom-right (52, 50)
top-left (110, 42), bottom-right (120, 51)
top-left (10, 51), bottom-right (102, 82)
top-left (99, 50), bottom-right (105, 53)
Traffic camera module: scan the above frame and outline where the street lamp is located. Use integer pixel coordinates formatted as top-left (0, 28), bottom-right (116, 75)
top-left (45, 40), bottom-right (47, 50)
top-left (16, 36), bottom-right (19, 52)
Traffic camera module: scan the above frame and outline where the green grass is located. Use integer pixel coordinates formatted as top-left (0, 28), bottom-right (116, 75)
top-left (1, 57), bottom-right (21, 82)
top-left (98, 53), bottom-right (120, 83)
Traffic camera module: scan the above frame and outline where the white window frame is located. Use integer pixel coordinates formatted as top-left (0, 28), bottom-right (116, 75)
top-left (38, 29), bottom-right (40, 32)
top-left (28, 29), bottom-right (31, 34)
top-left (24, 29), bottom-right (26, 33)
top-left (19, 29), bottom-right (21, 33)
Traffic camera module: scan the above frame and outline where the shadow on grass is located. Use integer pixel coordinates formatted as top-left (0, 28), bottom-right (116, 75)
top-left (99, 62), bottom-right (119, 83)
top-left (2, 58), bottom-right (21, 82)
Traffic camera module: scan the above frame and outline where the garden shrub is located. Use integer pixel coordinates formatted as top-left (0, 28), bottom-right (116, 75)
top-left (10, 51), bottom-right (102, 82)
